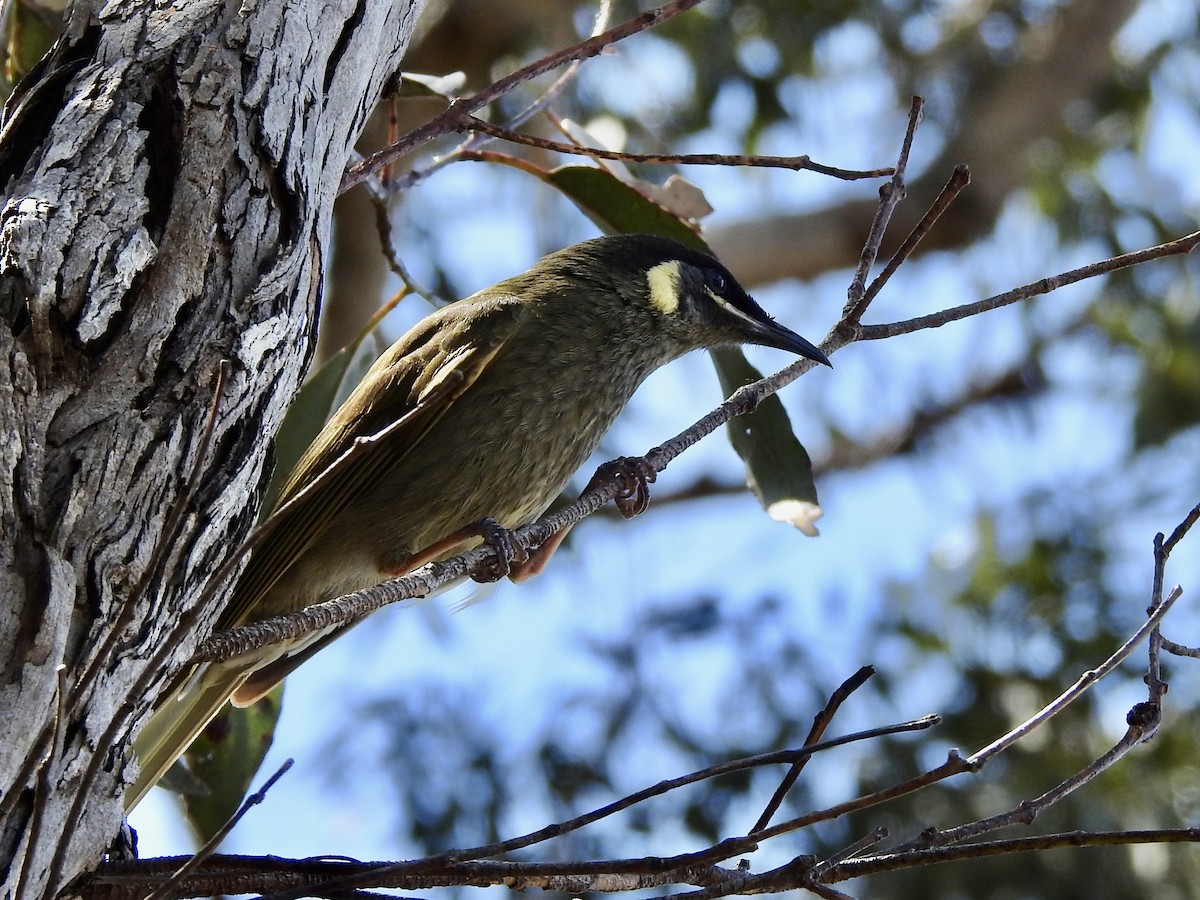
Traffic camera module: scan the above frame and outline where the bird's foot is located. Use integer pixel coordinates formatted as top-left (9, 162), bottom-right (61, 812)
top-left (588, 456), bottom-right (658, 518)
top-left (470, 517), bottom-right (529, 583)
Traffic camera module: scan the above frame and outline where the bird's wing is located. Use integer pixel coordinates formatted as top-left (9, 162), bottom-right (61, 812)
top-left (221, 295), bottom-right (525, 630)
top-left (126, 298), bottom-right (526, 810)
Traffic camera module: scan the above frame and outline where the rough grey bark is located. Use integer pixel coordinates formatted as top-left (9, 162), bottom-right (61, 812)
top-left (0, 1), bottom-right (424, 896)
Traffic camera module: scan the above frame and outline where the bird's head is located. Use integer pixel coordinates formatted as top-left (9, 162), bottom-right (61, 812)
top-left (533, 234), bottom-right (831, 368)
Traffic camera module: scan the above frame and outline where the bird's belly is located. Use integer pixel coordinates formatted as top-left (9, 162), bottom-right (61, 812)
top-left (330, 382), bottom-right (627, 572)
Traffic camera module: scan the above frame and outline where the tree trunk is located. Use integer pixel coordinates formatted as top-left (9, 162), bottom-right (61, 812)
top-left (0, 1), bottom-right (423, 896)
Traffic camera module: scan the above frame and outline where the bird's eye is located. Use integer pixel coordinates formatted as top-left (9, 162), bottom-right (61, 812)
top-left (705, 269), bottom-right (727, 293)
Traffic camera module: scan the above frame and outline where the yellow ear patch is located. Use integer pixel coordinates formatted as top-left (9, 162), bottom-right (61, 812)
top-left (646, 260), bottom-right (682, 315)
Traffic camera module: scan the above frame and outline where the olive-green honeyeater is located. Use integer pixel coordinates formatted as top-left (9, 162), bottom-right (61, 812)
top-left (126, 234), bottom-right (830, 808)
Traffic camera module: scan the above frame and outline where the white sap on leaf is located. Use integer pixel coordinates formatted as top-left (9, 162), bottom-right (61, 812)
top-left (766, 499), bottom-right (823, 537)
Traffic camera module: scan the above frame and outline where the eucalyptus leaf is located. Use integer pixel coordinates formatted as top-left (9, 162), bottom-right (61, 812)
top-left (545, 166), bottom-right (708, 251)
top-left (710, 347), bottom-right (822, 536)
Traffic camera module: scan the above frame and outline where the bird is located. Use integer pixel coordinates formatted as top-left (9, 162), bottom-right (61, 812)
top-left (126, 233), bottom-right (830, 809)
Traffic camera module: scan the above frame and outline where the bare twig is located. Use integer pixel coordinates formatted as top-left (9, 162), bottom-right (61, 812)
top-left (501, 0), bottom-right (615, 132)
top-left (811, 827), bottom-right (889, 879)
top-left (743, 563), bottom-right (1187, 858)
top-left (1148, 501), bottom-right (1198, 702)
top-left (341, 0), bottom-right (708, 193)
top-left (841, 95), bottom-right (924, 324)
top-left (83, 825), bottom-right (1200, 900)
top-left (859, 164), bottom-right (971, 307)
top-left (906, 698), bottom-right (1165, 854)
top-left (751, 665), bottom-right (875, 834)
top-left (1160, 637), bottom-right (1200, 659)
top-left (457, 116), bottom-right (892, 181)
top-left (858, 230), bottom-right (1200, 340)
top-left (142, 760), bottom-right (294, 900)
top-left (881, 504), bottom-right (1200, 859)
top-left (228, 717), bottom-right (937, 900)
top-left (831, 828), bottom-right (1200, 882)
top-left (1160, 502), bottom-right (1200, 554)
top-left (967, 585), bottom-right (1179, 769)
top-left (392, 0), bottom-right (616, 193)
top-left (745, 750), bottom-right (973, 847)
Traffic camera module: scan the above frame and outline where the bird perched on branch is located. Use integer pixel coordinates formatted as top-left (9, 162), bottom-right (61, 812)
top-left (127, 233), bottom-right (830, 808)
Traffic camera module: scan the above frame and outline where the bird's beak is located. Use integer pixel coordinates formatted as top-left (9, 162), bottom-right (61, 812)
top-left (749, 318), bottom-right (832, 367)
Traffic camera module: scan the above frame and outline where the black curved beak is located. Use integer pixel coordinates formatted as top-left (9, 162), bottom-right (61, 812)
top-left (748, 318), bottom-right (832, 367)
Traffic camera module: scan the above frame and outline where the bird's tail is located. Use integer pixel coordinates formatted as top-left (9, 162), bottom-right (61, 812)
top-left (124, 665), bottom-right (243, 811)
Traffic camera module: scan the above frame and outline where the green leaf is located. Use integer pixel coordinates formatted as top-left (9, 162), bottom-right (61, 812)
top-left (545, 166), bottom-right (709, 251)
top-left (710, 346), bottom-right (822, 536)
top-left (179, 685), bottom-right (284, 845)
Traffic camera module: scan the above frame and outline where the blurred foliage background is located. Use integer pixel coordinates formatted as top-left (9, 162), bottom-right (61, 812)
top-left (10, 0), bottom-right (1200, 896)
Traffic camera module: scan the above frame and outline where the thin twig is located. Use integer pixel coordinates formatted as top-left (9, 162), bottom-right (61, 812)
top-left (1161, 502), bottom-right (1200, 553)
top-left (744, 751), bottom-right (973, 847)
top-left (810, 827), bottom-right (889, 879)
top-left (860, 164), bottom-right (971, 307)
top-left (458, 116), bottom-right (892, 180)
top-left (505, 0), bottom-right (614, 132)
top-left (841, 95), bottom-right (924, 324)
top-left (1160, 637), bottom-right (1200, 659)
top-left (831, 828), bottom-right (1200, 882)
top-left (751, 665), bottom-right (875, 834)
top-left (888, 507), bottom-right (1199, 858)
top-left (88, 826), bottom-right (1200, 899)
top-left (967, 585), bottom-right (1180, 768)
top-left (669, 853), bottom-right (855, 900)
top-left (806, 882), bottom-right (860, 900)
top-left (341, 0), bottom-right (708, 193)
top-left (1147, 501), bottom-right (1197, 706)
top-left (908, 706), bottom-right (1162, 853)
top-left (392, 0), bottom-right (616, 193)
top-left (858, 230), bottom-right (1200, 340)
top-left (143, 760), bottom-right (294, 900)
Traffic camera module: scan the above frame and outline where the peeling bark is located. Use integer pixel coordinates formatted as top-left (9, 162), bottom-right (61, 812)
top-left (0, 1), bottom-right (423, 896)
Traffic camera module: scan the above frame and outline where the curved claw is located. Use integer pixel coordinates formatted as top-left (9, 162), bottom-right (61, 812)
top-left (472, 517), bottom-right (529, 582)
top-left (591, 456), bottom-right (657, 519)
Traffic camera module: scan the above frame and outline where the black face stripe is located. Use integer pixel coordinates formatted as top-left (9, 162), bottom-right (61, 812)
top-left (689, 260), bottom-right (764, 321)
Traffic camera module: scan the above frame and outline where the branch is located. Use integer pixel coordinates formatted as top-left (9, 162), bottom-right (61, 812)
top-left (965, 585), bottom-right (1180, 770)
top-left (853, 502), bottom-right (1200, 871)
top-left (90, 498), bottom-right (1200, 897)
top-left (142, 760), bottom-right (293, 900)
top-left (750, 665), bottom-right (875, 834)
top-left (456, 116), bottom-right (892, 181)
top-left (832, 828), bottom-right (1200, 882)
top-left (857, 230), bottom-right (1200, 341)
top-left (340, 0), bottom-right (708, 192)
top-left (841, 96), bottom-right (924, 325)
